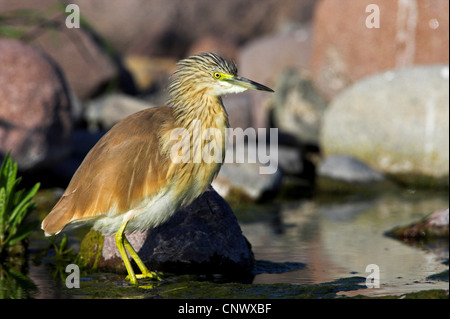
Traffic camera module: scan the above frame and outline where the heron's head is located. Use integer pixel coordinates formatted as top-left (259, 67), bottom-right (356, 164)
top-left (168, 52), bottom-right (273, 100)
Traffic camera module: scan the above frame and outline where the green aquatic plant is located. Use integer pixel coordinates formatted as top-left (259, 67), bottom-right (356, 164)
top-left (52, 233), bottom-right (73, 258)
top-left (0, 153), bottom-right (40, 257)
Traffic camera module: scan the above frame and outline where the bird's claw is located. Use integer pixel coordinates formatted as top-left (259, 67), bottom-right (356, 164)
top-left (126, 271), bottom-right (163, 284)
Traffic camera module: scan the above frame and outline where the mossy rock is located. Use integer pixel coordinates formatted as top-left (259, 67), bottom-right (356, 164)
top-left (385, 209), bottom-right (449, 239)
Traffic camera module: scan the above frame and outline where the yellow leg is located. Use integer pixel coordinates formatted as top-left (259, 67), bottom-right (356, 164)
top-left (115, 220), bottom-right (162, 285)
top-left (123, 236), bottom-right (162, 281)
top-left (115, 221), bottom-right (137, 285)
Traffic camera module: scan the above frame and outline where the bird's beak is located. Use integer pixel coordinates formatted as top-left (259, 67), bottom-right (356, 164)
top-left (225, 75), bottom-right (274, 93)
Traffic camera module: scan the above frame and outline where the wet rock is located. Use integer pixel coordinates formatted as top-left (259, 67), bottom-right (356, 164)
top-left (318, 155), bottom-right (385, 184)
top-left (426, 269), bottom-right (449, 282)
top-left (271, 69), bottom-right (327, 145)
top-left (253, 260), bottom-right (306, 275)
top-left (85, 93), bottom-right (156, 130)
top-left (312, 0), bottom-right (449, 101)
top-left (320, 65), bottom-right (449, 187)
top-left (77, 187), bottom-right (255, 277)
top-left (0, 39), bottom-right (72, 171)
top-left (385, 208), bottom-right (449, 239)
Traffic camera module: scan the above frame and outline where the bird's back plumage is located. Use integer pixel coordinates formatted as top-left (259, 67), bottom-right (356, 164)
top-left (41, 107), bottom-right (177, 235)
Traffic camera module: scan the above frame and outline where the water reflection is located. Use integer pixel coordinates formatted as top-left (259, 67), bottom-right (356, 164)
top-left (240, 191), bottom-right (449, 296)
top-left (0, 261), bottom-right (38, 298)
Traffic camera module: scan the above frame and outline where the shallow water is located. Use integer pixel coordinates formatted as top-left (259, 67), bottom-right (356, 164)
top-left (241, 190), bottom-right (449, 297)
top-left (1, 188), bottom-right (448, 298)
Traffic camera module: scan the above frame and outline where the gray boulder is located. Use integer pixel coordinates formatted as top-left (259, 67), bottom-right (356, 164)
top-left (212, 140), bottom-right (283, 201)
top-left (85, 93), bottom-right (155, 130)
top-left (318, 154), bottom-right (385, 183)
top-left (321, 65), bottom-right (449, 186)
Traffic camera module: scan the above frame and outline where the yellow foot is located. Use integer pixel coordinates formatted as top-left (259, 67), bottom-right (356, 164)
top-left (126, 271), bottom-right (163, 284)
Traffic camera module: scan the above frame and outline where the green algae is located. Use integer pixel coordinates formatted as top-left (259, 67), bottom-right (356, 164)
top-left (314, 176), bottom-right (397, 203)
top-left (65, 274), bottom-right (368, 299)
top-left (348, 289), bottom-right (449, 299)
top-left (387, 173), bottom-right (449, 190)
top-left (400, 289), bottom-right (448, 299)
top-left (427, 269), bottom-right (449, 282)
top-left (75, 229), bottom-right (104, 272)
top-left (385, 210), bottom-right (449, 239)
top-left (65, 272), bottom-right (449, 299)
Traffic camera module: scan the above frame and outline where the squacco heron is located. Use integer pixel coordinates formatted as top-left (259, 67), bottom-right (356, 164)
top-left (41, 52), bottom-right (273, 285)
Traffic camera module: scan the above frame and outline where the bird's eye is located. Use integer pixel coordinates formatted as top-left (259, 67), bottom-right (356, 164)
top-left (213, 72), bottom-right (221, 79)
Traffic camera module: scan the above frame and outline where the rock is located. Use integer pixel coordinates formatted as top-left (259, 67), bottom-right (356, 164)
top-left (239, 26), bottom-right (313, 88)
top-left (318, 155), bottom-right (385, 184)
top-left (271, 68), bottom-right (327, 145)
top-left (0, 0), bottom-right (118, 99)
top-left (85, 93), bottom-right (156, 130)
top-left (123, 55), bottom-right (177, 93)
top-left (77, 187), bottom-right (255, 277)
top-left (238, 25), bottom-right (313, 129)
top-left (212, 162), bottom-right (283, 202)
top-left (187, 36), bottom-right (238, 61)
top-left (312, 0), bottom-right (450, 101)
top-left (30, 26), bottom-right (118, 100)
top-left (212, 141), bottom-right (283, 201)
top-left (222, 94), bottom-right (253, 130)
top-left (385, 208), bottom-right (449, 239)
top-left (73, 0), bottom-right (318, 57)
top-left (51, 130), bottom-right (106, 182)
top-left (276, 145), bottom-right (304, 176)
top-left (0, 39), bottom-right (72, 171)
top-left (320, 65), bottom-right (449, 187)
top-left (72, 0), bottom-right (183, 57)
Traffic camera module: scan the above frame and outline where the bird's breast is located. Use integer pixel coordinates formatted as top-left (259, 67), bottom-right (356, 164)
top-left (161, 102), bottom-right (228, 206)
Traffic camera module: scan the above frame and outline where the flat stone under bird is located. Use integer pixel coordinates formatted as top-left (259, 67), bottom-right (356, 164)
top-left (41, 52), bottom-right (273, 285)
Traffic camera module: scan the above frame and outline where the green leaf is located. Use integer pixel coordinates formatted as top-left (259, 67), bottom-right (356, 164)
top-left (0, 153), bottom-right (40, 256)
top-left (8, 220), bottom-right (39, 246)
top-left (7, 183), bottom-right (39, 225)
top-left (0, 187), bottom-right (6, 225)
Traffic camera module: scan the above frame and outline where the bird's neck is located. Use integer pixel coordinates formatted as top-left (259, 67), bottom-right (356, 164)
top-left (171, 93), bottom-right (229, 131)
top-left (164, 91), bottom-right (229, 206)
